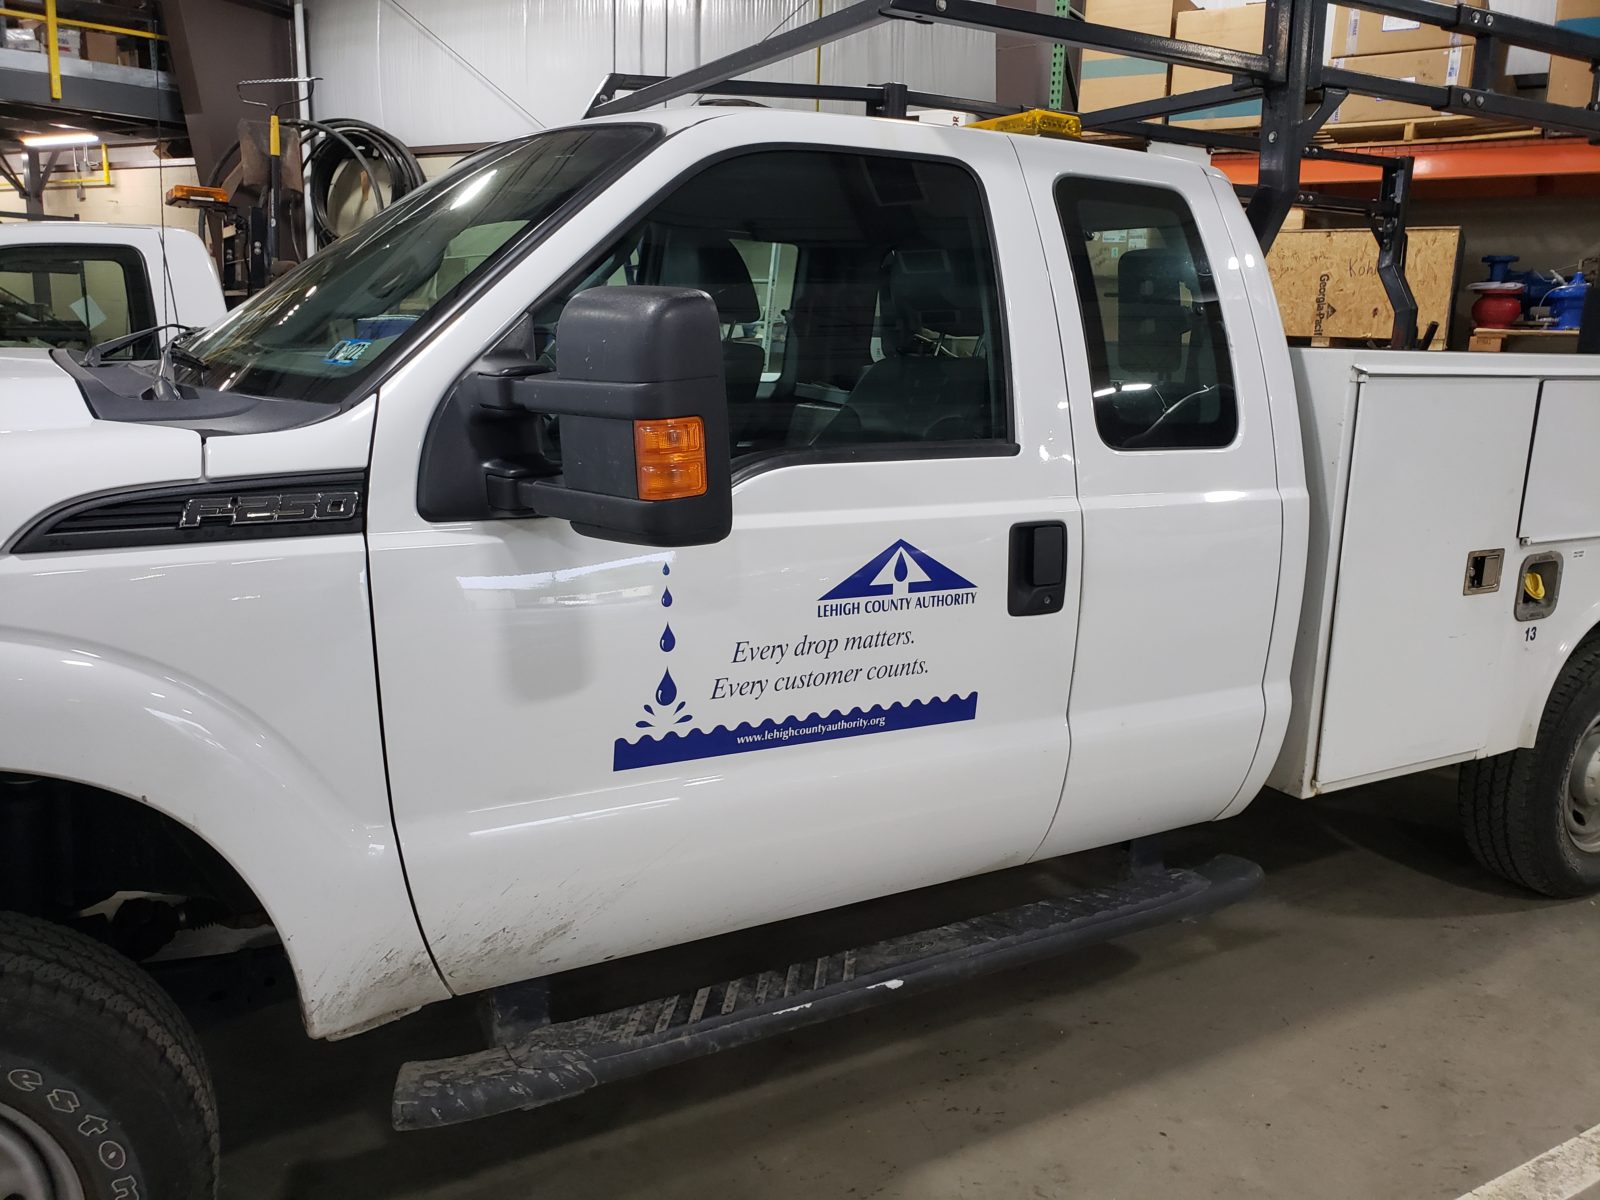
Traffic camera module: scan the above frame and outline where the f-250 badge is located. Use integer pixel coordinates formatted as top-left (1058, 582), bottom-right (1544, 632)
top-left (177, 491), bottom-right (361, 527)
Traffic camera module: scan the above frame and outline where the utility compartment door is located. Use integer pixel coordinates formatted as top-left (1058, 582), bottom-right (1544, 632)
top-left (1521, 378), bottom-right (1600, 544)
top-left (1315, 373), bottom-right (1538, 786)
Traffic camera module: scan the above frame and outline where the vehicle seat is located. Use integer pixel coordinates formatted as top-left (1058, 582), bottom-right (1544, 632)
top-left (819, 245), bottom-right (992, 445)
top-left (1114, 248), bottom-right (1192, 378)
top-left (660, 236), bottom-right (764, 443)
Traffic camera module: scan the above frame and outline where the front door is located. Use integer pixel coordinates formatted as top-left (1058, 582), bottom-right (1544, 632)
top-left (366, 120), bottom-right (1084, 994)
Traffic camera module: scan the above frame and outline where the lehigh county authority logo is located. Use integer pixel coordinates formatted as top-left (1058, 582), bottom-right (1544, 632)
top-left (817, 539), bottom-right (977, 618)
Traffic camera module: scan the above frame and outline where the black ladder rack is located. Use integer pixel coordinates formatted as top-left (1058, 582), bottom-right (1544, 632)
top-left (585, 0), bottom-right (1600, 352)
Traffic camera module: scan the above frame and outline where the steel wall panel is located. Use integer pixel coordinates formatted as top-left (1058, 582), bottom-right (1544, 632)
top-left (308, 0), bottom-right (996, 144)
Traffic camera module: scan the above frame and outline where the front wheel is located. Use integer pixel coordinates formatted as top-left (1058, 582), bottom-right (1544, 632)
top-left (1459, 638), bottom-right (1600, 897)
top-left (0, 913), bottom-right (218, 1200)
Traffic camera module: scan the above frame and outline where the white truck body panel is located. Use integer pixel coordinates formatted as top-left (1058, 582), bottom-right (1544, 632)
top-left (1267, 351), bottom-right (1600, 796)
top-left (0, 363), bottom-right (443, 1039)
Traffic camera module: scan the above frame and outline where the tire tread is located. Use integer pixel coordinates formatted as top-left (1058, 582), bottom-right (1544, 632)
top-left (1459, 635), bottom-right (1600, 897)
top-left (0, 912), bottom-right (219, 1198)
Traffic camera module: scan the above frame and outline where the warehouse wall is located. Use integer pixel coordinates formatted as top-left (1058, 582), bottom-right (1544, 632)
top-left (305, 0), bottom-right (998, 147)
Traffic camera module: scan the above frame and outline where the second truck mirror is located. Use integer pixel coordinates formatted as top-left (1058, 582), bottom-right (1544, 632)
top-left (470, 286), bottom-right (733, 547)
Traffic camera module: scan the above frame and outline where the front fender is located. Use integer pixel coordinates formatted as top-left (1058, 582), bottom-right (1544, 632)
top-left (0, 632), bottom-right (449, 1038)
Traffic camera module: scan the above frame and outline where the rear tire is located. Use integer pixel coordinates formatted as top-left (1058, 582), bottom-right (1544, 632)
top-left (0, 913), bottom-right (218, 1199)
top-left (1459, 637), bottom-right (1600, 897)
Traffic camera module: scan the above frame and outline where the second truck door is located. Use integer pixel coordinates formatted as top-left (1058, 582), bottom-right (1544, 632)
top-left (1014, 139), bottom-right (1287, 857)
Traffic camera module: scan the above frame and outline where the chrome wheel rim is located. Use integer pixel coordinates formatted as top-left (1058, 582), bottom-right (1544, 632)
top-left (1566, 721), bottom-right (1600, 855)
top-left (0, 1103), bottom-right (82, 1200)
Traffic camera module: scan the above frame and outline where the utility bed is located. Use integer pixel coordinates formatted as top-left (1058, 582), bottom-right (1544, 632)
top-left (1271, 349), bottom-right (1600, 797)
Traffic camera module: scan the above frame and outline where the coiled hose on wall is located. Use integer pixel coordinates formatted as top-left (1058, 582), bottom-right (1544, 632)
top-left (205, 116), bottom-right (427, 256)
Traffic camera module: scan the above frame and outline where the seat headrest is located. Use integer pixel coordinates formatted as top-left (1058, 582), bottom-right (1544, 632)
top-left (884, 244), bottom-right (985, 348)
top-left (662, 237), bottom-right (761, 325)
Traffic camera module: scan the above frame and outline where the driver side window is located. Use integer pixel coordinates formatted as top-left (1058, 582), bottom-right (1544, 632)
top-left (1054, 180), bottom-right (1237, 451)
top-left (520, 148), bottom-right (1009, 464)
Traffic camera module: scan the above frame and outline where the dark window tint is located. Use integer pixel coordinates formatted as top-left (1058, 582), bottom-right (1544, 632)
top-left (523, 149), bottom-right (1008, 462)
top-left (1055, 181), bottom-right (1237, 450)
top-left (0, 243), bottom-right (155, 357)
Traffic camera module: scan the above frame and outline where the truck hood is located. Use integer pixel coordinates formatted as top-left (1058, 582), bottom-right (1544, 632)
top-left (0, 349), bottom-right (203, 550)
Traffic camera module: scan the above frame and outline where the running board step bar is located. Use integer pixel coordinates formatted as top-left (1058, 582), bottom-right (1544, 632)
top-left (392, 854), bottom-right (1262, 1130)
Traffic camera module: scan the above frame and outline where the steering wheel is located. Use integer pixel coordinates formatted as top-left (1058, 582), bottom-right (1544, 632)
top-left (1124, 383), bottom-right (1222, 449)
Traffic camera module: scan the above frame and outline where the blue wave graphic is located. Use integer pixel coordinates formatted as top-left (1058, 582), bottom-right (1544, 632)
top-left (613, 693), bottom-right (979, 771)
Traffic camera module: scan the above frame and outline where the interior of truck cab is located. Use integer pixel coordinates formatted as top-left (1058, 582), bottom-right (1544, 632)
top-left (519, 147), bottom-right (1011, 468)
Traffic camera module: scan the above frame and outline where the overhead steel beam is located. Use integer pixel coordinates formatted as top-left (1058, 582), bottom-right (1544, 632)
top-left (588, 1), bottom-right (899, 117)
top-left (0, 62), bottom-right (182, 127)
top-left (1320, 66), bottom-right (1600, 137)
top-left (1079, 83), bottom-right (1258, 126)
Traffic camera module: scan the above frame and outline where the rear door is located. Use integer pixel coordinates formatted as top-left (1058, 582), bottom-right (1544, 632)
top-left (366, 118), bottom-right (1084, 994)
top-left (1012, 140), bottom-right (1285, 858)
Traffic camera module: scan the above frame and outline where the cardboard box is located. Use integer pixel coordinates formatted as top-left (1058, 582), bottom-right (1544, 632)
top-left (16, 18), bottom-right (80, 58)
top-left (82, 30), bottom-right (120, 65)
top-left (1078, 0), bottom-right (1197, 113)
top-left (1169, 5), bottom-right (1266, 130)
top-left (1267, 226), bottom-right (1461, 346)
top-left (1548, 0), bottom-right (1600, 107)
top-left (1330, 1), bottom-right (1484, 57)
top-left (1326, 45), bottom-right (1506, 125)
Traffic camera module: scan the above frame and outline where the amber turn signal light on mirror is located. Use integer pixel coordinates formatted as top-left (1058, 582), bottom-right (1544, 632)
top-left (634, 417), bottom-right (708, 501)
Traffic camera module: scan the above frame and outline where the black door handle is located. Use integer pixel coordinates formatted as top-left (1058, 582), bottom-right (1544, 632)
top-left (1008, 521), bottom-right (1067, 616)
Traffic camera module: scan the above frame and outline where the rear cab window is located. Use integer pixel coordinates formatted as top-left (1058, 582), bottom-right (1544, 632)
top-left (1054, 180), bottom-right (1238, 451)
top-left (0, 243), bottom-right (156, 357)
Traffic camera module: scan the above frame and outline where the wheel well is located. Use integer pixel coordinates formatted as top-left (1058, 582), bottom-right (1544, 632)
top-left (0, 774), bottom-right (268, 954)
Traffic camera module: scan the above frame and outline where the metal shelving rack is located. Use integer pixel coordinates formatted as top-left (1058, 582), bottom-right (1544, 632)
top-left (585, 0), bottom-right (1600, 353)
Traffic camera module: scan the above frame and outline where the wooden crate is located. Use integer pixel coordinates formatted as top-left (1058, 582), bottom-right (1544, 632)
top-left (1468, 327), bottom-right (1580, 353)
top-left (1266, 226), bottom-right (1461, 347)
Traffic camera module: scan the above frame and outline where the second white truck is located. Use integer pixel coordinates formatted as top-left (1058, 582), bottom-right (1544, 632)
top-left (1, 105), bottom-right (1597, 1200)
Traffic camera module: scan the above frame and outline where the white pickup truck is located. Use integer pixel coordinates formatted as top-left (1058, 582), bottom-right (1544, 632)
top-left (2, 109), bottom-right (1598, 1200)
top-left (0, 221), bottom-right (223, 357)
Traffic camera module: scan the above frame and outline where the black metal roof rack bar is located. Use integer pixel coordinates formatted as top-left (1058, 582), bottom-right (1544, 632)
top-left (584, 0), bottom-right (1600, 352)
top-left (586, 73), bottom-right (1020, 121)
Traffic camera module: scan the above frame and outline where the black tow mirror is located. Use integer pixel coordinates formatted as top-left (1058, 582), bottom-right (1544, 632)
top-left (463, 286), bottom-right (732, 547)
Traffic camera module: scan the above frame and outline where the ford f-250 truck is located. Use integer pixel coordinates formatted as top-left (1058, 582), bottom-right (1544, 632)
top-left (2, 106), bottom-right (1599, 1199)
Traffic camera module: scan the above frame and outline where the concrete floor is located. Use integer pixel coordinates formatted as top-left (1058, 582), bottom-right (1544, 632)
top-left (184, 770), bottom-right (1600, 1200)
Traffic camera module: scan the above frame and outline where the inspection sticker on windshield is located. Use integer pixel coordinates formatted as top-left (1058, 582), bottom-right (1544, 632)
top-left (323, 338), bottom-right (373, 366)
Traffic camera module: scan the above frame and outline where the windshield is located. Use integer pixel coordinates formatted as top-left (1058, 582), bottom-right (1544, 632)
top-left (178, 123), bottom-right (656, 403)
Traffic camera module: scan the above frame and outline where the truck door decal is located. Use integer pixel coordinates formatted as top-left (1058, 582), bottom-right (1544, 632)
top-left (612, 545), bottom-right (980, 771)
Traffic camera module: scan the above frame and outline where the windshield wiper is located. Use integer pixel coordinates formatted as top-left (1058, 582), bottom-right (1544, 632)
top-left (84, 322), bottom-right (197, 368)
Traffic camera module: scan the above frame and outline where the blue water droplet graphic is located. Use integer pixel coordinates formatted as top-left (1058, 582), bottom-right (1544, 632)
top-left (661, 587), bottom-right (673, 608)
top-left (635, 720), bottom-right (651, 729)
top-left (659, 624), bottom-right (676, 652)
top-left (676, 714), bottom-right (693, 724)
top-left (655, 670), bottom-right (678, 706)
top-left (893, 552), bottom-right (909, 583)
top-left (662, 563), bottom-right (671, 576)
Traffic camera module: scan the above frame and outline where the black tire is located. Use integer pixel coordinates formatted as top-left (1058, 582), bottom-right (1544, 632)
top-left (0, 913), bottom-right (218, 1200)
top-left (1459, 636), bottom-right (1600, 898)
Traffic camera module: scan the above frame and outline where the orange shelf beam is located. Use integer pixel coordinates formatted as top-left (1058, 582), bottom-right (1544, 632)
top-left (1214, 136), bottom-right (1600, 197)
